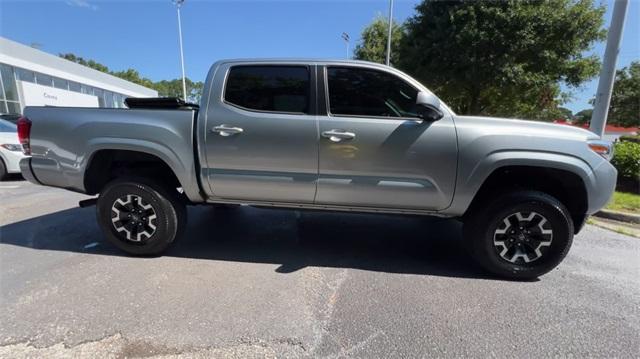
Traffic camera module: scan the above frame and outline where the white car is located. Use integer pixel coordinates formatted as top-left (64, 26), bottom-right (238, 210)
top-left (0, 118), bottom-right (27, 180)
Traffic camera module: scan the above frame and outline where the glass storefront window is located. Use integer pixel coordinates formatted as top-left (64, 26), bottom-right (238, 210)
top-left (81, 84), bottom-right (93, 95)
top-left (116, 94), bottom-right (126, 108)
top-left (94, 88), bottom-right (104, 107)
top-left (0, 101), bottom-right (7, 114)
top-left (6, 101), bottom-right (21, 114)
top-left (0, 64), bottom-right (18, 101)
top-left (53, 77), bottom-right (68, 90)
top-left (104, 91), bottom-right (114, 108)
top-left (69, 81), bottom-right (81, 92)
top-left (16, 68), bottom-right (35, 83)
top-left (35, 72), bottom-right (53, 87)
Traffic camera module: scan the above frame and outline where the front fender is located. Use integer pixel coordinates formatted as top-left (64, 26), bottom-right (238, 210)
top-left (444, 150), bottom-right (597, 216)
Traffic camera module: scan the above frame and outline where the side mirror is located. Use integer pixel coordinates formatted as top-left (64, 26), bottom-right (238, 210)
top-left (416, 91), bottom-right (444, 121)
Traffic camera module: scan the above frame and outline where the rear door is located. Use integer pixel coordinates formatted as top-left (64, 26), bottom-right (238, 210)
top-left (315, 65), bottom-right (457, 211)
top-left (202, 63), bottom-right (319, 203)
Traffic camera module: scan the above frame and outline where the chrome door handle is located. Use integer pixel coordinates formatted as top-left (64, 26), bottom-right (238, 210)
top-left (211, 124), bottom-right (244, 137)
top-left (322, 129), bottom-right (356, 142)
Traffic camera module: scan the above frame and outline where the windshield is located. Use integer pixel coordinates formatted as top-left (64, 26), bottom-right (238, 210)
top-left (0, 119), bottom-right (17, 132)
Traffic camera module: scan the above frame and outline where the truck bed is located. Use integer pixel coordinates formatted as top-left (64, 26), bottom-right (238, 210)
top-left (22, 106), bottom-right (204, 203)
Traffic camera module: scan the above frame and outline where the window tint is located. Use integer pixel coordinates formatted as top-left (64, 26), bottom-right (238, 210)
top-left (327, 67), bottom-right (419, 118)
top-left (225, 66), bottom-right (309, 114)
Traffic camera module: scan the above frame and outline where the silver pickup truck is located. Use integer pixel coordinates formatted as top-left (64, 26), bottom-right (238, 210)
top-left (18, 59), bottom-right (617, 279)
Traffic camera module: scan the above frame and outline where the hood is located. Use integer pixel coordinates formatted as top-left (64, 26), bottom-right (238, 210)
top-left (455, 116), bottom-right (600, 141)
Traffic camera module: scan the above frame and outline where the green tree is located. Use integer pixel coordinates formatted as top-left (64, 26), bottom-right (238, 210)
top-left (354, 15), bottom-right (405, 65)
top-left (556, 107), bottom-right (573, 120)
top-left (574, 108), bottom-right (593, 125)
top-left (111, 69), bottom-right (155, 89)
top-left (608, 61), bottom-right (640, 127)
top-left (59, 53), bottom-right (203, 102)
top-left (398, 0), bottom-right (606, 120)
top-left (153, 78), bottom-right (204, 103)
top-left (60, 53), bottom-right (109, 73)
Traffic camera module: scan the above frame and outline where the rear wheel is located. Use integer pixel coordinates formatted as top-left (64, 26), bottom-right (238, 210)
top-left (96, 177), bottom-right (186, 256)
top-left (464, 190), bottom-right (574, 280)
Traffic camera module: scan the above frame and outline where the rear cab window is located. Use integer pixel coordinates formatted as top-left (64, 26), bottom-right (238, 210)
top-left (224, 65), bottom-right (310, 114)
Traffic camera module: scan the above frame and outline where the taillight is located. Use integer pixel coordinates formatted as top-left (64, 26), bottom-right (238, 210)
top-left (17, 116), bottom-right (32, 155)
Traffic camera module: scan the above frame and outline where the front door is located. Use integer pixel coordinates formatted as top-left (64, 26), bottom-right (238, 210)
top-left (203, 63), bottom-right (318, 203)
top-left (316, 65), bottom-right (457, 211)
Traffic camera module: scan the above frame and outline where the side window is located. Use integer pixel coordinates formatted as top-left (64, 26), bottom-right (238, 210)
top-left (224, 65), bottom-right (310, 114)
top-left (327, 67), bottom-right (419, 118)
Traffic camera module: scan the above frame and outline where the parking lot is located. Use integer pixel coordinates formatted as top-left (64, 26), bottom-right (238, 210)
top-left (1, 179), bottom-right (639, 358)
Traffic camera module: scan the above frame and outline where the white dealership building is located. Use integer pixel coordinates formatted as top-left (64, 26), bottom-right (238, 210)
top-left (0, 37), bottom-right (157, 115)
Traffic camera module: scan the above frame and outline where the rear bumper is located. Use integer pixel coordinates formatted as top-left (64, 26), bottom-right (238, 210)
top-left (19, 157), bottom-right (41, 185)
top-left (1, 150), bottom-right (25, 173)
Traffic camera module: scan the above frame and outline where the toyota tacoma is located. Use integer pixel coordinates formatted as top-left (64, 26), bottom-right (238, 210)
top-left (17, 59), bottom-right (617, 279)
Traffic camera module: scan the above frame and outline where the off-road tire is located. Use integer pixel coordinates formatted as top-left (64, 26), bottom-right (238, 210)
top-left (96, 177), bottom-right (186, 256)
top-left (464, 190), bottom-right (574, 280)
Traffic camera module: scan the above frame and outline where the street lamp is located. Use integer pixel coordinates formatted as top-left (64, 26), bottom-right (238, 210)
top-left (385, 0), bottom-right (394, 66)
top-left (341, 32), bottom-right (350, 59)
top-left (590, 0), bottom-right (629, 137)
top-left (172, 0), bottom-right (188, 101)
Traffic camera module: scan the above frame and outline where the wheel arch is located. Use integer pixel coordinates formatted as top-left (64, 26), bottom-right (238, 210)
top-left (81, 139), bottom-right (204, 203)
top-left (464, 164), bottom-right (589, 234)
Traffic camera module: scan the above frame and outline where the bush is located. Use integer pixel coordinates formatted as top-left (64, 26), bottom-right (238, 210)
top-left (611, 141), bottom-right (640, 181)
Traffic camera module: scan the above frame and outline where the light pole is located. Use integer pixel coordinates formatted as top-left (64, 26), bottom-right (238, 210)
top-left (590, 0), bottom-right (629, 137)
top-left (385, 0), bottom-right (394, 66)
top-left (173, 0), bottom-right (188, 101)
top-left (341, 32), bottom-right (350, 59)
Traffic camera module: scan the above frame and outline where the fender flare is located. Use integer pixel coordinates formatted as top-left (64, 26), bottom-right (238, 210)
top-left (446, 150), bottom-right (595, 216)
top-left (82, 138), bottom-right (203, 203)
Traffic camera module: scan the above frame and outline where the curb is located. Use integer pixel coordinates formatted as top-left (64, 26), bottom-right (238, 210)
top-left (594, 209), bottom-right (640, 224)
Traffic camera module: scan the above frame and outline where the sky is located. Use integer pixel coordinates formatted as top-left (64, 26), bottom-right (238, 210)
top-left (0, 0), bottom-right (638, 113)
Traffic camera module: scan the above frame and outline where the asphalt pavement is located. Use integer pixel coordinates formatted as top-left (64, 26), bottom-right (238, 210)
top-left (1, 179), bottom-right (639, 358)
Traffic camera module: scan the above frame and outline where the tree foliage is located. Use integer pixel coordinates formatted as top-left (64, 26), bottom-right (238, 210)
top-left (59, 53), bottom-right (204, 103)
top-left (574, 108), bottom-right (593, 125)
top-left (401, 0), bottom-right (606, 120)
top-left (356, 0), bottom-right (606, 121)
top-left (354, 16), bottom-right (405, 65)
top-left (608, 61), bottom-right (640, 127)
top-left (153, 78), bottom-right (204, 103)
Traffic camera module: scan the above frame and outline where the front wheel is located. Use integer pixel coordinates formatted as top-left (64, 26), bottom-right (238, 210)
top-left (96, 177), bottom-right (186, 256)
top-left (464, 190), bottom-right (574, 280)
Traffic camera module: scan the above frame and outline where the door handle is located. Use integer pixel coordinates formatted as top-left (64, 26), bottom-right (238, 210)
top-left (211, 124), bottom-right (244, 137)
top-left (322, 129), bottom-right (356, 142)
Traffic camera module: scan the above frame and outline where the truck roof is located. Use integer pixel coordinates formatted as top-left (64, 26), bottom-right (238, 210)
top-left (213, 58), bottom-right (393, 68)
